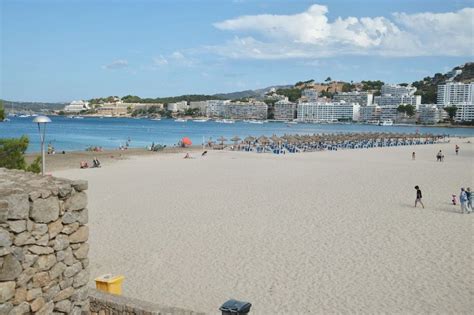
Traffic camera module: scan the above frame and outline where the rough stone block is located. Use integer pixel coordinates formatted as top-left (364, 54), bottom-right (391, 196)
top-left (73, 243), bottom-right (89, 259)
top-left (31, 223), bottom-right (48, 237)
top-left (0, 253), bottom-right (22, 281)
top-left (36, 301), bottom-right (54, 315)
top-left (32, 271), bottom-right (50, 288)
top-left (69, 226), bottom-right (89, 243)
top-left (58, 184), bottom-right (72, 198)
top-left (17, 267), bottom-right (36, 287)
top-left (30, 196), bottom-right (60, 223)
top-left (0, 280), bottom-right (16, 303)
top-left (53, 286), bottom-right (74, 302)
top-left (31, 296), bottom-right (46, 312)
top-left (73, 269), bottom-right (89, 288)
top-left (0, 301), bottom-right (13, 314)
top-left (34, 253), bottom-right (57, 271)
top-left (8, 301), bottom-right (30, 315)
top-left (64, 192), bottom-right (88, 211)
top-left (3, 191), bottom-right (29, 220)
top-left (8, 220), bottom-right (26, 233)
top-left (71, 180), bottom-right (88, 192)
top-left (28, 245), bottom-right (54, 255)
top-left (49, 262), bottom-right (67, 280)
top-left (48, 220), bottom-right (63, 239)
top-left (53, 234), bottom-right (70, 251)
top-left (0, 227), bottom-right (12, 247)
top-left (0, 200), bottom-right (8, 223)
top-left (62, 222), bottom-right (80, 235)
top-left (13, 231), bottom-right (35, 246)
top-left (55, 299), bottom-right (72, 313)
top-left (64, 262), bottom-right (82, 277)
top-left (26, 287), bottom-right (42, 301)
top-left (12, 286), bottom-right (27, 305)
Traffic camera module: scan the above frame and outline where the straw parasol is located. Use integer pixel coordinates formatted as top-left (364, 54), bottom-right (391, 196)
top-left (217, 136), bottom-right (227, 146)
top-left (230, 136), bottom-right (241, 145)
top-left (244, 136), bottom-right (256, 144)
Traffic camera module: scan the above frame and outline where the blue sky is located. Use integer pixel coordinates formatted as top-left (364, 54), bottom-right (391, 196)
top-left (1, 0), bottom-right (473, 102)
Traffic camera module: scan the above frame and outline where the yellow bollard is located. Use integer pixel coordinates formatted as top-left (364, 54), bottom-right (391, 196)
top-left (95, 274), bottom-right (125, 295)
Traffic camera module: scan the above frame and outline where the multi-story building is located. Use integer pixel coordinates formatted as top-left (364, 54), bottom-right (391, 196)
top-left (418, 104), bottom-right (445, 124)
top-left (96, 102), bottom-right (129, 116)
top-left (381, 84), bottom-right (417, 96)
top-left (226, 101), bottom-right (268, 120)
top-left (206, 100), bottom-right (231, 117)
top-left (274, 100), bottom-right (296, 120)
top-left (454, 103), bottom-right (474, 122)
top-left (333, 91), bottom-right (373, 106)
top-left (63, 100), bottom-right (90, 113)
top-left (437, 82), bottom-right (474, 105)
top-left (359, 106), bottom-right (381, 122)
top-left (167, 101), bottom-right (188, 112)
top-left (297, 102), bottom-right (360, 122)
top-left (373, 94), bottom-right (421, 108)
top-left (301, 89), bottom-right (319, 102)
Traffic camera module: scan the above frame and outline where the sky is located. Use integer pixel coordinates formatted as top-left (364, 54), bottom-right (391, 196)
top-left (1, 0), bottom-right (473, 102)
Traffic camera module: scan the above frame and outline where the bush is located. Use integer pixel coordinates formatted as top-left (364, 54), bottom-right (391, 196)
top-left (0, 136), bottom-right (41, 173)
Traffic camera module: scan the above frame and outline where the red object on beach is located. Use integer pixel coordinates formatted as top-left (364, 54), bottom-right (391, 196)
top-left (181, 137), bottom-right (192, 146)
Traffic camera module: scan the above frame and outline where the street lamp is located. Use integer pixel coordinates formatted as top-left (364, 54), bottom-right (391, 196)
top-left (33, 116), bottom-right (52, 175)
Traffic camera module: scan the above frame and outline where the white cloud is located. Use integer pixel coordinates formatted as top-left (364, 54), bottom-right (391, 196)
top-left (152, 55), bottom-right (168, 66)
top-left (102, 59), bottom-right (128, 70)
top-left (211, 4), bottom-right (474, 59)
top-left (150, 51), bottom-right (195, 69)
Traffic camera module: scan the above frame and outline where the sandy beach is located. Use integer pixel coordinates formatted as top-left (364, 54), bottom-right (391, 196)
top-left (53, 137), bottom-right (474, 314)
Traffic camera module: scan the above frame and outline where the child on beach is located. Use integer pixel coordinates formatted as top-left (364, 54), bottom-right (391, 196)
top-left (412, 152), bottom-right (416, 160)
top-left (460, 188), bottom-right (468, 213)
top-left (414, 186), bottom-right (424, 208)
top-left (455, 145), bottom-right (459, 155)
top-left (452, 194), bottom-right (457, 205)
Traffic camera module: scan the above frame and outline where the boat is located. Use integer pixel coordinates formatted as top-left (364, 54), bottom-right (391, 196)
top-left (286, 121), bottom-right (298, 124)
top-left (216, 119), bottom-right (235, 124)
top-left (175, 118), bottom-right (187, 122)
top-left (3, 118), bottom-right (10, 122)
top-left (18, 114), bottom-right (31, 118)
top-left (246, 120), bottom-right (264, 124)
top-left (380, 119), bottom-right (393, 126)
top-left (151, 118), bottom-right (161, 121)
top-left (73, 116), bottom-right (84, 119)
top-left (193, 119), bottom-right (208, 122)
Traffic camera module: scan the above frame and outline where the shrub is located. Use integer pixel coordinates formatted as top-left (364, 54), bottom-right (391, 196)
top-left (0, 136), bottom-right (41, 173)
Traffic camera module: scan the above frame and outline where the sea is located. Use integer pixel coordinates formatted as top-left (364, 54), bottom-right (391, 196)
top-left (1, 116), bottom-right (473, 152)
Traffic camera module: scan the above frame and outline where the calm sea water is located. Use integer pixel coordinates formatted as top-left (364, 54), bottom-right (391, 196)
top-left (1, 116), bottom-right (473, 152)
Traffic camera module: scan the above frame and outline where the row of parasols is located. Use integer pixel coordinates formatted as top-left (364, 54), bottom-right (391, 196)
top-left (204, 133), bottom-right (447, 153)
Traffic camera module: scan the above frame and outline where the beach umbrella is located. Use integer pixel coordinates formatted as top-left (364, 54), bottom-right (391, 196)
top-left (181, 137), bottom-right (192, 147)
top-left (270, 135), bottom-right (281, 143)
top-left (230, 136), bottom-right (241, 144)
top-left (257, 135), bottom-right (269, 144)
top-left (217, 136), bottom-right (227, 145)
top-left (244, 136), bottom-right (256, 144)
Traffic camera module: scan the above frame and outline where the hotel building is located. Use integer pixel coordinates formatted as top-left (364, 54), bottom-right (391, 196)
top-left (297, 102), bottom-right (360, 122)
top-left (333, 91), bottom-right (373, 106)
top-left (437, 82), bottom-right (474, 105)
top-left (274, 100), bottom-right (297, 120)
top-left (63, 100), bottom-right (90, 113)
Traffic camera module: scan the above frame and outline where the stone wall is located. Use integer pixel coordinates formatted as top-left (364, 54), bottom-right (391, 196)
top-left (0, 168), bottom-right (89, 314)
top-left (89, 289), bottom-right (206, 315)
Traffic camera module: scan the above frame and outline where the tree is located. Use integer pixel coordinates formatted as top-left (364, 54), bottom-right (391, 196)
top-left (0, 101), bottom-right (4, 121)
top-left (342, 83), bottom-right (355, 92)
top-left (276, 88), bottom-right (302, 102)
top-left (444, 106), bottom-right (458, 123)
top-left (397, 104), bottom-right (415, 117)
top-left (325, 77), bottom-right (332, 82)
top-left (0, 136), bottom-right (41, 173)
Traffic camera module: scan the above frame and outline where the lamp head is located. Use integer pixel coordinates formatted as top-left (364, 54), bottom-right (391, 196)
top-left (33, 116), bottom-right (52, 124)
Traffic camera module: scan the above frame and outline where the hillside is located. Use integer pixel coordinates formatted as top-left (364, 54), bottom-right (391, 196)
top-left (412, 62), bottom-right (474, 103)
top-left (1, 100), bottom-right (67, 112)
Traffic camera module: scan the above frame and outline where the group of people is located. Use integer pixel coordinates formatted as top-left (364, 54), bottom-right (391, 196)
top-left (80, 157), bottom-right (101, 169)
top-left (414, 186), bottom-right (472, 214)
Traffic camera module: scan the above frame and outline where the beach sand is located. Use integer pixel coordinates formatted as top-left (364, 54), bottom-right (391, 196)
top-left (53, 137), bottom-right (474, 314)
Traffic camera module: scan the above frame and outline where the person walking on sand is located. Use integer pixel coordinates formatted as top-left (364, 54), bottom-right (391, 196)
top-left (414, 186), bottom-right (424, 208)
top-left (412, 152), bottom-right (416, 160)
top-left (460, 188), bottom-right (468, 213)
top-left (466, 187), bottom-right (472, 213)
top-left (455, 144), bottom-right (459, 155)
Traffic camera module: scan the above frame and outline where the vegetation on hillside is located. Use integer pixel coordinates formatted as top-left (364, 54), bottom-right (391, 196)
top-left (361, 80), bottom-right (384, 95)
top-left (0, 101), bottom-right (5, 121)
top-left (0, 136), bottom-right (41, 173)
top-left (397, 104), bottom-right (416, 117)
top-left (275, 88), bottom-right (302, 102)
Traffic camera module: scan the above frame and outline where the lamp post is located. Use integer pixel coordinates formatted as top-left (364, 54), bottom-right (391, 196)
top-left (33, 116), bottom-right (52, 175)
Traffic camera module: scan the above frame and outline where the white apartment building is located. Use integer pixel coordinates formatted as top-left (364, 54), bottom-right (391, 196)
top-left (167, 101), bottom-right (188, 112)
top-left (381, 84), bottom-right (417, 96)
top-left (379, 106), bottom-right (399, 120)
top-left (274, 99), bottom-right (296, 120)
top-left (206, 100), bottom-right (231, 117)
top-left (333, 91), bottom-right (373, 106)
top-left (297, 102), bottom-right (360, 122)
top-left (226, 101), bottom-right (268, 119)
top-left (359, 106), bottom-right (381, 122)
top-left (302, 89), bottom-right (319, 102)
top-left (63, 100), bottom-right (90, 113)
top-left (454, 103), bottom-right (474, 122)
top-left (373, 94), bottom-right (421, 108)
top-left (418, 104), bottom-right (446, 124)
top-left (437, 82), bottom-right (474, 105)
